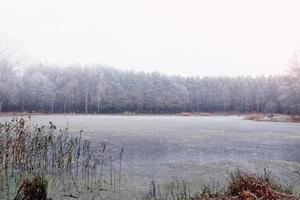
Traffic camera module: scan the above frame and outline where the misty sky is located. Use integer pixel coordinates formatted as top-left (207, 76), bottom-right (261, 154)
top-left (1, 0), bottom-right (300, 76)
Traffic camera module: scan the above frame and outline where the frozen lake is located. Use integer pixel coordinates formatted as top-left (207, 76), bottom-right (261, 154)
top-left (1, 115), bottom-right (300, 193)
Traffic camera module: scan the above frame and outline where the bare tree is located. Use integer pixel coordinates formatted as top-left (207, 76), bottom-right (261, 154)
top-left (0, 56), bottom-right (299, 115)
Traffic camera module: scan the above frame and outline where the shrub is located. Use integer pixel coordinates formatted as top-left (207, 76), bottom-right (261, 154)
top-left (14, 176), bottom-right (48, 200)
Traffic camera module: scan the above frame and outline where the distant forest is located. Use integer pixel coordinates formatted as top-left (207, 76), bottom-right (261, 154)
top-left (0, 58), bottom-right (300, 114)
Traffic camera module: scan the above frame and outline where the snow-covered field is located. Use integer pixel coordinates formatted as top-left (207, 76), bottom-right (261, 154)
top-left (1, 115), bottom-right (300, 197)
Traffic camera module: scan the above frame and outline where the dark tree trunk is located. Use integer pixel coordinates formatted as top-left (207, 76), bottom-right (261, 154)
top-left (0, 100), bottom-right (3, 112)
top-left (51, 102), bottom-right (54, 113)
top-left (85, 92), bottom-right (88, 113)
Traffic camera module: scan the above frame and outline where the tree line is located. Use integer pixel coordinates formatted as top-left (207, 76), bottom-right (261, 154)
top-left (0, 58), bottom-right (300, 115)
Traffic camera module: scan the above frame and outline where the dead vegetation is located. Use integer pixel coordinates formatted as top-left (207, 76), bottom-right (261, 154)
top-left (290, 115), bottom-right (300, 123)
top-left (146, 169), bottom-right (298, 200)
top-left (14, 176), bottom-right (48, 200)
top-left (196, 113), bottom-right (216, 117)
top-left (244, 113), bottom-right (264, 121)
top-left (0, 117), bottom-right (124, 199)
top-left (178, 112), bottom-right (216, 116)
top-left (224, 169), bottom-right (296, 200)
top-left (244, 113), bottom-right (300, 123)
top-left (180, 112), bottom-right (194, 116)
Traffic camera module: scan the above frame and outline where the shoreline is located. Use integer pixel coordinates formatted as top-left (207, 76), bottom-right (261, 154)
top-left (0, 111), bottom-right (246, 117)
top-left (0, 111), bottom-right (225, 116)
top-left (1, 112), bottom-right (300, 123)
top-left (244, 113), bottom-right (300, 123)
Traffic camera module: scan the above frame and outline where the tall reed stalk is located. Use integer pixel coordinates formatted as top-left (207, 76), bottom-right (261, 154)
top-left (0, 117), bottom-right (125, 199)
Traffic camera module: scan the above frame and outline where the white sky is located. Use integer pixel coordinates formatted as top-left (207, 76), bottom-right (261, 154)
top-left (1, 0), bottom-right (300, 76)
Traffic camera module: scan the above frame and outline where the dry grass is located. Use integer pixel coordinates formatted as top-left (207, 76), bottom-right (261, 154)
top-left (180, 112), bottom-right (194, 116)
top-left (197, 112), bottom-right (215, 116)
top-left (244, 113), bottom-right (300, 123)
top-left (244, 113), bottom-right (264, 121)
top-left (290, 115), bottom-right (300, 123)
top-left (121, 111), bottom-right (136, 115)
top-left (0, 117), bottom-right (125, 199)
top-left (14, 176), bottom-right (48, 200)
top-left (226, 169), bottom-right (295, 200)
top-left (147, 169), bottom-right (298, 200)
top-left (192, 170), bottom-right (297, 200)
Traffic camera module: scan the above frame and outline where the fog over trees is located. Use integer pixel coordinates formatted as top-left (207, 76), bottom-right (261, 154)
top-left (0, 52), bottom-right (300, 114)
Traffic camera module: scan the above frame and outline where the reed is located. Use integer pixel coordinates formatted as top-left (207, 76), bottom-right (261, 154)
top-left (0, 117), bottom-right (125, 199)
top-left (145, 169), bottom-right (296, 200)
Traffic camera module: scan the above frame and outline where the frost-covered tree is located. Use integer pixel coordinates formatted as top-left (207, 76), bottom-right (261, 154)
top-left (1, 57), bottom-right (300, 114)
top-left (0, 43), bottom-right (18, 112)
top-left (281, 51), bottom-right (300, 114)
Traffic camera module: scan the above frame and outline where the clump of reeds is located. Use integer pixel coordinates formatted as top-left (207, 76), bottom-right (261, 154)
top-left (244, 113), bottom-right (263, 121)
top-left (145, 179), bottom-right (193, 200)
top-left (0, 117), bottom-right (125, 199)
top-left (180, 112), bottom-right (193, 116)
top-left (14, 176), bottom-right (48, 200)
top-left (290, 115), bottom-right (300, 123)
top-left (226, 169), bottom-right (294, 199)
top-left (146, 169), bottom-right (297, 200)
